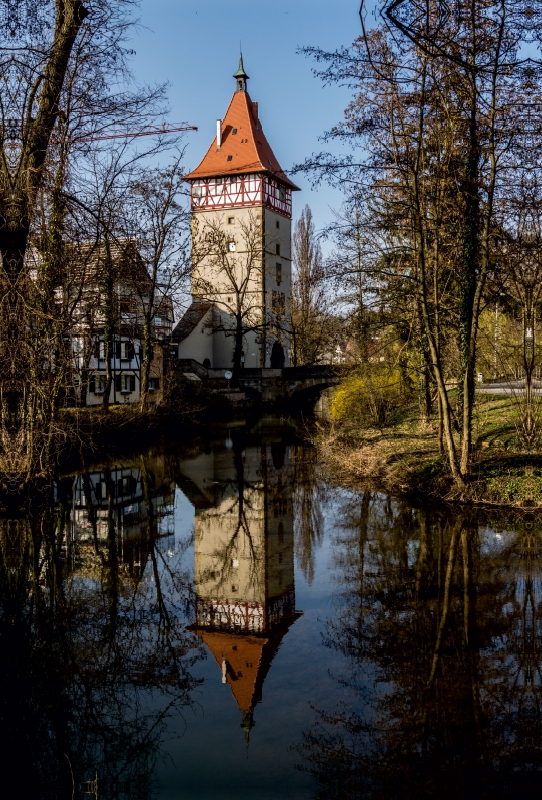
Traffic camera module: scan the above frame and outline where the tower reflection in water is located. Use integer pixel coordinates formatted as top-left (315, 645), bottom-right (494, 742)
top-left (179, 435), bottom-right (301, 741)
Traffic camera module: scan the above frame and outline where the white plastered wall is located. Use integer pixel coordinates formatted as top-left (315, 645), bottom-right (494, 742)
top-left (177, 306), bottom-right (214, 365)
top-left (192, 206), bottom-right (265, 369)
top-left (188, 203), bottom-right (293, 369)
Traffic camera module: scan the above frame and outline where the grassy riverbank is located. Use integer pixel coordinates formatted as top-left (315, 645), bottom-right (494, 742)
top-left (317, 391), bottom-right (542, 507)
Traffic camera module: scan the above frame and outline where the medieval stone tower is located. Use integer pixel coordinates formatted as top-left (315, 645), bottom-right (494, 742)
top-left (174, 56), bottom-right (300, 370)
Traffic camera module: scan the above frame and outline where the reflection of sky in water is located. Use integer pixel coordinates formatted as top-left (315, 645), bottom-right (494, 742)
top-left (156, 445), bottom-right (365, 800)
top-left (22, 431), bottom-right (542, 798)
top-left (478, 526), bottom-right (517, 555)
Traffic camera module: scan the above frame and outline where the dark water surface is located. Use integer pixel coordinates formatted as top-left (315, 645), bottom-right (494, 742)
top-left (2, 419), bottom-right (541, 798)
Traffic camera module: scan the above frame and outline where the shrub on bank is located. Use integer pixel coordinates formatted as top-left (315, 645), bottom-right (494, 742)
top-left (330, 368), bottom-right (407, 428)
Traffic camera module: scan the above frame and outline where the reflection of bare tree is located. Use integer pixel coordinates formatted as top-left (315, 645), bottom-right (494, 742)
top-left (292, 445), bottom-right (326, 585)
top-left (298, 499), bottom-right (542, 798)
top-left (0, 458), bottom-right (202, 798)
top-left (198, 441), bottom-right (265, 602)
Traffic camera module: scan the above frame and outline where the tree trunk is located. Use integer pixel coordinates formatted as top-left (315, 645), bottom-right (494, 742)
top-left (140, 316), bottom-right (152, 410)
top-left (101, 254), bottom-right (114, 412)
top-left (458, 102), bottom-right (480, 475)
top-left (232, 315), bottom-right (243, 384)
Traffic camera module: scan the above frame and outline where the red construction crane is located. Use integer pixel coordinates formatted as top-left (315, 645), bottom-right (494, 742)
top-left (79, 122), bottom-right (198, 143)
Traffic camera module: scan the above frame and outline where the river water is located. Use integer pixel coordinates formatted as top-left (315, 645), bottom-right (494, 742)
top-left (2, 419), bottom-right (541, 798)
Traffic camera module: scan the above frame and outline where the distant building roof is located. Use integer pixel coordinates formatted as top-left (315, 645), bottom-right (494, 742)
top-left (170, 301), bottom-right (213, 344)
top-left (184, 90), bottom-right (300, 191)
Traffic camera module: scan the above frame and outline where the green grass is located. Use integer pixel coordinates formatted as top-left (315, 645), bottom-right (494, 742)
top-left (319, 388), bottom-right (542, 507)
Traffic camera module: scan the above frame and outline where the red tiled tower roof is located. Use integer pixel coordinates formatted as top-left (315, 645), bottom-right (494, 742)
top-left (199, 631), bottom-right (268, 714)
top-left (184, 90), bottom-right (300, 191)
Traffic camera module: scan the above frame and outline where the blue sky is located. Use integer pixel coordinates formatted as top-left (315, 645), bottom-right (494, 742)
top-left (130, 0), bottom-right (363, 236)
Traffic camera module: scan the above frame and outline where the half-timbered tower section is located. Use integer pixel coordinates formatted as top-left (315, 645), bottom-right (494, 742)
top-left (173, 56), bottom-right (300, 370)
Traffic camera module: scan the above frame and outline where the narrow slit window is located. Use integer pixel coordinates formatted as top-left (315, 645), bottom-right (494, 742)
top-left (227, 155), bottom-right (232, 161)
top-left (276, 244), bottom-right (280, 255)
top-left (276, 262), bottom-right (282, 285)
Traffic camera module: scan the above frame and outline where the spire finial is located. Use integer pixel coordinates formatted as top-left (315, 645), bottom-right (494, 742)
top-left (241, 709), bottom-right (255, 751)
top-left (233, 52), bottom-right (249, 92)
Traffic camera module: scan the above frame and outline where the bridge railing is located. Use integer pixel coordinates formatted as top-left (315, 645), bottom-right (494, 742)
top-left (175, 360), bottom-right (343, 382)
top-left (283, 365), bottom-right (342, 380)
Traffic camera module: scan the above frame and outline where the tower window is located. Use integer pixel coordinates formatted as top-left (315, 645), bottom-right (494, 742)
top-left (276, 244), bottom-right (280, 255)
top-left (232, 128), bottom-right (237, 134)
top-left (228, 242), bottom-right (236, 252)
top-left (227, 155), bottom-right (232, 161)
top-left (276, 263), bottom-right (282, 285)
top-left (276, 220), bottom-right (280, 229)
top-left (228, 217), bottom-right (235, 225)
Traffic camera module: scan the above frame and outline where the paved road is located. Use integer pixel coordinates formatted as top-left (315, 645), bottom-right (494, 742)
top-left (477, 381), bottom-right (542, 396)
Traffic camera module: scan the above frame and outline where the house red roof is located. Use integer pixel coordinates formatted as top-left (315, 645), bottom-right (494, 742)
top-left (184, 90), bottom-right (300, 191)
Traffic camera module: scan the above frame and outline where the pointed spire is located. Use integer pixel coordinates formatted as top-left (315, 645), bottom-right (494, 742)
top-left (241, 708), bottom-right (255, 748)
top-left (233, 52), bottom-right (249, 92)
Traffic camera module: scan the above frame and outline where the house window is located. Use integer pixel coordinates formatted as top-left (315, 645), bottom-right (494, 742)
top-left (120, 341), bottom-right (135, 360)
top-left (278, 521), bottom-right (284, 543)
top-left (272, 290), bottom-right (285, 314)
top-left (98, 341), bottom-right (105, 359)
top-left (148, 378), bottom-right (160, 392)
top-left (116, 374), bottom-right (136, 393)
top-left (154, 316), bottom-right (162, 327)
top-left (276, 263), bottom-right (282, 286)
top-left (276, 244), bottom-right (280, 255)
top-left (228, 217), bottom-right (235, 224)
top-left (228, 241), bottom-right (236, 252)
top-left (89, 377), bottom-right (105, 395)
top-left (119, 476), bottom-right (136, 496)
